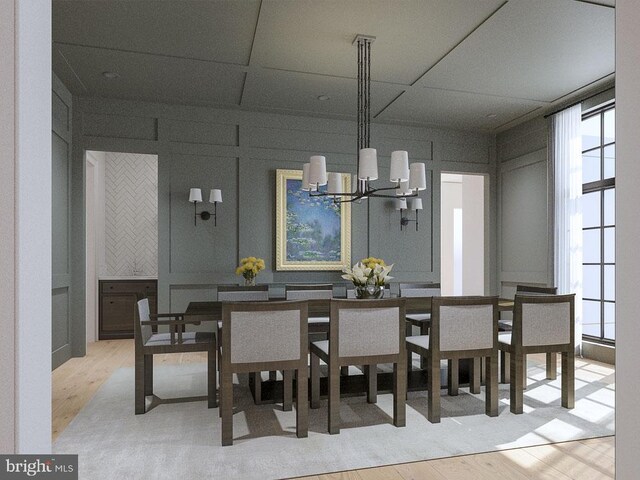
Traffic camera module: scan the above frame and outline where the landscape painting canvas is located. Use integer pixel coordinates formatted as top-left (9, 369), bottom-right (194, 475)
top-left (276, 169), bottom-right (351, 271)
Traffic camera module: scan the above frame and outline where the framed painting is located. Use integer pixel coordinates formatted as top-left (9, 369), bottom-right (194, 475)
top-left (276, 169), bottom-right (351, 271)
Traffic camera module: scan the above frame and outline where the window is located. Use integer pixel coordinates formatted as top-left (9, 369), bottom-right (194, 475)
top-left (581, 104), bottom-right (615, 343)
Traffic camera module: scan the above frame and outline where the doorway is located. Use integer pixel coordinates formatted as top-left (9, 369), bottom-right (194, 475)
top-left (440, 173), bottom-right (487, 295)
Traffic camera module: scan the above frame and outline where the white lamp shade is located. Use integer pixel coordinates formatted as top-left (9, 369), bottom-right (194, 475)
top-left (327, 172), bottom-right (341, 194)
top-left (395, 198), bottom-right (407, 210)
top-left (358, 148), bottom-right (378, 180)
top-left (396, 180), bottom-right (411, 196)
top-left (209, 189), bottom-right (222, 203)
top-left (409, 162), bottom-right (427, 191)
top-left (301, 163), bottom-right (311, 191)
top-left (389, 150), bottom-right (410, 182)
top-left (189, 188), bottom-right (202, 203)
top-left (309, 155), bottom-right (328, 186)
top-left (409, 197), bottom-right (423, 210)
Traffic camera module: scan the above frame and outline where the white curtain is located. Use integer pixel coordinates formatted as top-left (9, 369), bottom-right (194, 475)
top-left (550, 104), bottom-right (583, 351)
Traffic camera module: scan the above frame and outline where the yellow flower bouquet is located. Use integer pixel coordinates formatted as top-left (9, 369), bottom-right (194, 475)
top-left (235, 256), bottom-right (265, 286)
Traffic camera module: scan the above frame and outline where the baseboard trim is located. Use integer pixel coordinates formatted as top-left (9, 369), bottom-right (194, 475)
top-left (582, 340), bottom-right (615, 365)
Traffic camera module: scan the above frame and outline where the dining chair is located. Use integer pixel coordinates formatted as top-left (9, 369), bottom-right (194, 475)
top-left (498, 293), bottom-right (575, 414)
top-left (220, 300), bottom-right (308, 446)
top-left (500, 285), bottom-right (559, 384)
top-left (134, 298), bottom-right (216, 414)
top-left (406, 296), bottom-right (499, 423)
top-left (310, 298), bottom-right (407, 434)
top-left (399, 282), bottom-right (441, 370)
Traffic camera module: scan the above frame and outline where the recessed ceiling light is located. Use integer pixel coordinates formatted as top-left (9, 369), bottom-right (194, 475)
top-left (317, 95), bottom-right (330, 101)
top-left (486, 113), bottom-right (497, 119)
top-left (102, 71), bottom-right (120, 79)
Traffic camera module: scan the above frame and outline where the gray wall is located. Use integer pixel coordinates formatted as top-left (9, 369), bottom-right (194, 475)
top-left (497, 116), bottom-right (552, 300)
top-left (72, 96), bottom-right (497, 315)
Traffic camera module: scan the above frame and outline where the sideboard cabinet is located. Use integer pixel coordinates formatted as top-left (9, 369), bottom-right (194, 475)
top-left (99, 280), bottom-right (157, 339)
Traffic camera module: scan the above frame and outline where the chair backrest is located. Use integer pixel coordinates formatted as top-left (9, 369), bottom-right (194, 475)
top-left (516, 284), bottom-right (557, 295)
top-left (513, 294), bottom-right (575, 348)
top-left (399, 282), bottom-right (441, 298)
top-left (346, 285), bottom-right (391, 298)
top-left (222, 301), bottom-right (308, 366)
top-left (135, 298), bottom-right (153, 346)
top-left (431, 296), bottom-right (498, 352)
top-left (285, 284), bottom-right (333, 300)
top-left (330, 298), bottom-right (405, 358)
top-left (217, 285), bottom-right (269, 302)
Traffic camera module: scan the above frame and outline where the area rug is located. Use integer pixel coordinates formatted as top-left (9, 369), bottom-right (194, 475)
top-left (53, 357), bottom-right (615, 480)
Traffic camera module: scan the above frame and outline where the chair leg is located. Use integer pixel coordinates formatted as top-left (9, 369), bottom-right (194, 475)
top-left (328, 360), bottom-right (341, 434)
top-left (500, 351), bottom-right (510, 384)
top-left (144, 355), bottom-right (153, 396)
top-left (393, 358), bottom-right (407, 427)
top-left (427, 354), bottom-right (441, 423)
top-left (310, 352), bottom-right (320, 409)
top-left (365, 364), bottom-right (377, 404)
top-left (296, 367), bottom-right (308, 438)
top-left (221, 369), bottom-right (234, 446)
top-left (420, 323), bottom-right (429, 369)
top-left (283, 370), bottom-right (293, 411)
top-left (406, 323), bottom-right (413, 372)
top-left (251, 371), bottom-right (262, 404)
top-left (135, 353), bottom-right (146, 414)
top-left (269, 370), bottom-right (277, 381)
top-left (340, 366), bottom-right (349, 376)
top-left (522, 354), bottom-right (527, 390)
top-left (485, 354), bottom-right (498, 417)
top-left (447, 359), bottom-right (459, 396)
top-left (208, 345), bottom-right (217, 408)
top-left (470, 358), bottom-right (481, 394)
top-left (547, 352), bottom-right (557, 380)
top-left (561, 351), bottom-right (575, 409)
top-left (510, 352), bottom-right (524, 414)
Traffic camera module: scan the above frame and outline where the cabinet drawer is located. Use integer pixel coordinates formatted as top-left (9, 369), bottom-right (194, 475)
top-left (101, 294), bottom-right (137, 332)
top-left (101, 281), bottom-right (157, 294)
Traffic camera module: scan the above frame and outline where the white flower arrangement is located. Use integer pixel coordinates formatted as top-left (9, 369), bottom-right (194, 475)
top-left (341, 258), bottom-right (394, 287)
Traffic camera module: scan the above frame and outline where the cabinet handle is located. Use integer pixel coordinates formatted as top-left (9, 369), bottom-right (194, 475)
top-left (110, 301), bottom-right (114, 304)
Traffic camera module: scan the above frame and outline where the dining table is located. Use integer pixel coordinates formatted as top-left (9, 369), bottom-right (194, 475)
top-left (182, 296), bottom-right (517, 404)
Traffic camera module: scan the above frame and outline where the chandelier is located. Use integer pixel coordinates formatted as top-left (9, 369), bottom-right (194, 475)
top-left (301, 34), bottom-right (426, 202)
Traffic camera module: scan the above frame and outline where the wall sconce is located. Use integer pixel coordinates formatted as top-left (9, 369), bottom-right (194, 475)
top-left (396, 197), bottom-right (422, 231)
top-left (189, 188), bottom-right (222, 226)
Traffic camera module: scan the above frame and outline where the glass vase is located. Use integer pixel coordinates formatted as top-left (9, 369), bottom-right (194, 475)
top-left (244, 275), bottom-right (256, 287)
top-left (355, 282), bottom-right (383, 299)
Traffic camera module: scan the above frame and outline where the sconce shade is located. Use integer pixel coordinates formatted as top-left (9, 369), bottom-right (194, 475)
top-left (210, 189), bottom-right (222, 203)
top-left (301, 163), bottom-right (311, 191)
top-left (358, 148), bottom-right (378, 180)
top-left (395, 198), bottom-right (407, 210)
top-left (189, 188), bottom-right (202, 203)
top-left (396, 180), bottom-right (412, 196)
top-left (409, 163), bottom-right (427, 191)
top-left (389, 150), bottom-right (410, 182)
top-left (309, 155), bottom-right (328, 186)
top-left (409, 198), bottom-right (423, 210)
top-left (327, 172), bottom-right (341, 194)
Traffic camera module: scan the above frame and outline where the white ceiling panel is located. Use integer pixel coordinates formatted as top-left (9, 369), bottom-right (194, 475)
top-left (53, 0), bottom-right (261, 66)
top-left (252, 0), bottom-right (504, 85)
top-left (415, 0), bottom-right (615, 102)
top-left (242, 69), bottom-right (404, 119)
top-left (56, 44), bottom-right (246, 107)
top-left (377, 87), bottom-right (546, 132)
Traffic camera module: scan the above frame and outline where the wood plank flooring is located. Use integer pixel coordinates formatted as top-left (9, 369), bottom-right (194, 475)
top-left (52, 339), bottom-right (614, 479)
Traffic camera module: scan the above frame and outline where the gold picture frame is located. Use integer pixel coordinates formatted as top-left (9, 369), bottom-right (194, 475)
top-left (276, 169), bottom-right (351, 271)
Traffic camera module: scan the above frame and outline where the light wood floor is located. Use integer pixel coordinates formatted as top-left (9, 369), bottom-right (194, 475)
top-left (52, 339), bottom-right (615, 479)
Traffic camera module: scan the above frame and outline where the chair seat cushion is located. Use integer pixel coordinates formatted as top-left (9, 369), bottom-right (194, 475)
top-left (406, 313), bottom-right (431, 323)
top-left (498, 332), bottom-right (512, 346)
top-left (310, 339), bottom-right (329, 356)
top-left (145, 331), bottom-right (214, 346)
top-left (309, 316), bottom-right (329, 324)
top-left (406, 334), bottom-right (430, 351)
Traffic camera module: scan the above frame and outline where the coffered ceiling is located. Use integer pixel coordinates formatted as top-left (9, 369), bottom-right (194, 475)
top-left (52, 0), bottom-right (615, 133)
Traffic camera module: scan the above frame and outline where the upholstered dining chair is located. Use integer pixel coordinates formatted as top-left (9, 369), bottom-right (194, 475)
top-left (500, 285), bottom-right (559, 384)
top-left (220, 301), bottom-right (308, 446)
top-left (310, 298), bottom-right (407, 434)
top-left (406, 296), bottom-right (499, 423)
top-left (399, 282), bottom-right (441, 370)
top-left (134, 298), bottom-right (216, 414)
top-left (499, 293), bottom-right (575, 414)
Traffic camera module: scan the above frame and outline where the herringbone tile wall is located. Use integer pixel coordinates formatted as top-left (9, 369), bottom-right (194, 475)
top-left (104, 152), bottom-right (158, 276)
